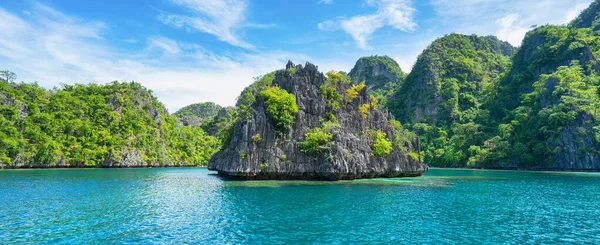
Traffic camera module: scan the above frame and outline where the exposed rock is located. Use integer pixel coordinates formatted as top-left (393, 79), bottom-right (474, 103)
top-left (209, 61), bottom-right (428, 180)
top-left (551, 112), bottom-right (600, 170)
top-left (0, 92), bottom-right (29, 118)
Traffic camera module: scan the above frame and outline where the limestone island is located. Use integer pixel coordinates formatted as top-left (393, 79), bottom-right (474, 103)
top-left (208, 61), bottom-right (428, 180)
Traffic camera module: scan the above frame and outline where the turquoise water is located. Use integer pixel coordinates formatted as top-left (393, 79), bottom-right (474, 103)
top-left (1, 168), bottom-right (599, 244)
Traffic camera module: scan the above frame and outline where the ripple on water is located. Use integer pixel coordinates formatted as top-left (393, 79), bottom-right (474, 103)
top-left (1, 167), bottom-right (599, 244)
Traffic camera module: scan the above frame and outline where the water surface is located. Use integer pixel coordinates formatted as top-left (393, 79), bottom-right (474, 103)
top-left (1, 168), bottom-right (599, 244)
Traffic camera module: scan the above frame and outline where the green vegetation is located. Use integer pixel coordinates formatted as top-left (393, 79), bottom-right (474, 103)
top-left (349, 55), bottom-right (406, 109)
top-left (320, 71), bottom-right (350, 109)
top-left (0, 80), bottom-right (219, 167)
top-left (387, 33), bottom-right (515, 167)
top-left (300, 121), bottom-right (339, 153)
top-left (382, 4), bottom-right (600, 168)
top-left (370, 130), bottom-right (392, 156)
top-left (174, 102), bottom-right (221, 120)
top-left (569, 0), bottom-right (600, 30)
top-left (259, 85), bottom-right (299, 130)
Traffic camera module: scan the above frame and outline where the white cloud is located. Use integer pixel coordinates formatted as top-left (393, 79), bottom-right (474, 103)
top-left (318, 0), bottom-right (416, 49)
top-left (147, 36), bottom-right (182, 54)
top-left (430, 0), bottom-right (594, 46)
top-left (159, 0), bottom-right (254, 49)
top-left (0, 5), bottom-right (310, 112)
top-left (318, 0), bottom-right (334, 4)
top-left (317, 20), bottom-right (336, 30)
top-left (495, 14), bottom-right (528, 47)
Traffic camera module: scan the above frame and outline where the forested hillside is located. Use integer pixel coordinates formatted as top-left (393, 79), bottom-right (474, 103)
top-left (387, 34), bottom-right (515, 167)
top-left (380, 1), bottom-right (600, 169)
top-left (0, 80), bottom-right (219, 168)
top-left (349, 55), bottom-right (406, 109)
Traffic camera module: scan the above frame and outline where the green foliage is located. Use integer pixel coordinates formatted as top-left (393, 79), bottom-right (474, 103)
top-left (388, 33), bottom-right (515, 167)
top-left (259, 85), bottom-right (299, 130)
top-left (370, 130), bottom-right (392, 156)
top-left (174, 102), bottom-right (221, 121)
top-left (239, 149), bottom-right (247, 160)
top-left (475, 63), bottom-right (600, 167)
top-left (252, 133), bottom-right (262, 141)
top-left (286, 67), bottom-right (297, 74)
top-left (349, 55), bottom-right (405, 90)
top-left (320, 71), bottom-right (352, 109)
top-left (0, 80), bottom-right (219, 167)
top-left (569, 0), bottom-right (600, 29)
top-left (236, 71), bottom-right (276, 108)
top-left (300, 121), bottom-right (339, 153)
top-left (349, 56), bottom-right (406, 109)
top-left (0, 70), bottom-right (16, 82)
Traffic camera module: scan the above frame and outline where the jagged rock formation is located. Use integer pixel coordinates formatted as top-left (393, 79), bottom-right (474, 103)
top-left (209, 61), bottom-right (428, 180)
top-left (349, 55), bottom-right (405, 90)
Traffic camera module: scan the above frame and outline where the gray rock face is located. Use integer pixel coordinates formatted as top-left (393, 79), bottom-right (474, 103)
top-left (209, 61), bottom-right (428, 180)
top-left (0, 92), bottom-right (28, 118)
top-left (551, 112), bottom-right (600, 170)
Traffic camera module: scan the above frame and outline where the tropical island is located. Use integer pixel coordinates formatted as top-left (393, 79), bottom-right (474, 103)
top-left (1, 0), bottom-right (600, 176)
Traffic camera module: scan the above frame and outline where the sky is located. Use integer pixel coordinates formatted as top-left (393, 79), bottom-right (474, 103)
top-left (0, 0), bottom-right (593, 112)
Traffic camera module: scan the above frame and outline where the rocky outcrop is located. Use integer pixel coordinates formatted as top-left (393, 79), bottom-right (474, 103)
top-left (349, 55), bottom-right (405, 90)
top-left (208, 61), bottom-right (428, 180)
top-left (551, 112), bottom-right (600, 170)
top-left (0, 92), bottom-right (28, 118)
top-left (174, 102), bottom-right (222, 127)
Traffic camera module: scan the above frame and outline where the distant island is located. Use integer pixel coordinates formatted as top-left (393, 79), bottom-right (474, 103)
top-left (1, 1), bottom-right (600, 173)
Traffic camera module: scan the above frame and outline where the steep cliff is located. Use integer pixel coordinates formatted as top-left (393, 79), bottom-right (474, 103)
top-left (479, 25), bottom-right (600, 169)
top-left (386, 34), bottom-right (515, 167)
top-left (390, 34), bottom-right (515, 125)
top-left (208, 61), bottom-right (427, 180)
top-left (349, 55), bottom-right (406, 109)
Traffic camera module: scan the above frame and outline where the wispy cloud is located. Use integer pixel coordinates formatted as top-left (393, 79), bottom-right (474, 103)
top-left (318, 0), bottom-right (334, 4)
top-left (159, 0), bottom-right (255, 49)
top-left (0, 4), bottom-right (310, 111)
top-left (318, 0), bottom-right (416, 49)
top-left (430, 0), bottom-right (594, 46)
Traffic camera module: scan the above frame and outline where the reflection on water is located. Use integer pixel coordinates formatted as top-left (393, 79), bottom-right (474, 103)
top-left (1, 167), bottom-right (599, 244)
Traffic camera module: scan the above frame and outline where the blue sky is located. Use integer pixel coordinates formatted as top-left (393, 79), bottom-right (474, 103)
top-left (0, 0), bottom-right (593, 111)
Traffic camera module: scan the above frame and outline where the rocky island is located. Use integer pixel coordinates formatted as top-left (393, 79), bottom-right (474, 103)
top-left (208, 61), bottom-right (428, 180)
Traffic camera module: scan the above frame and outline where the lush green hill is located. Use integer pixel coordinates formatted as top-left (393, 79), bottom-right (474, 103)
top-left (349, 55), bottom-right (406, 109)
top-left (174, 102), bottom-right (222, 127)
top-left (0, 80), bottom-right (219, 168)
top-left (478, 24), bottom-right (600, 169)
top-left (387, 34), bottom-right (515, 167)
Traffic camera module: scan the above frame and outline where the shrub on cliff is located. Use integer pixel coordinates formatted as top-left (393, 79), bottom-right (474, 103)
top-left (259, 85), bottom-right (299, 130)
